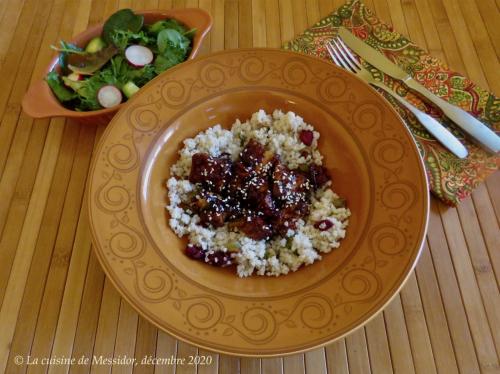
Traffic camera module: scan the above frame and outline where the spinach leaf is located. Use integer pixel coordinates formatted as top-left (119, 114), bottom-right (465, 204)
top-left (69, 73), bottom-right (108, 111)
top-left (127, 64), bottom-right (156, 86)
top-left (64, 55), bottom-right (159, 111)
top-left (109, 55), bottom-right (156, 87)
top-left (154, 28), bottom-right (191, 74)
top-left (77, 81), bottom-right (105, 110)
top-left (67, 45), bottom-right (118, 75)
top-left (149, 19), bottom-right (195, 41)
top-left (103, 9), bottom-right (144, 45)
top-left (148, 19), bottom-right (186, 35)
top-left (109, 55), bottom-right (129, 85)
top-left (154, 54), bottom-right (183, 74)
top-left (110, 29), bottom-right (153, 50)
top-left (46, 71), bottom-right (77, 102)
top-left (157, 29), bottom-right (191, 54)
top-left (157, 29), bottom-right (184, 53)
top-left (61, 65), bottom-right (117, 110)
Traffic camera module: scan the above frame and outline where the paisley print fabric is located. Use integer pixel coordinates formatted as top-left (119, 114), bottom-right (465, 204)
top-left (284, 0), bottom-right (499, 206)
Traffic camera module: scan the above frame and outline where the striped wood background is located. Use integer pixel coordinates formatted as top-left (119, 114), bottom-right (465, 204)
top-left (0, 0), bottom-right (498, 373)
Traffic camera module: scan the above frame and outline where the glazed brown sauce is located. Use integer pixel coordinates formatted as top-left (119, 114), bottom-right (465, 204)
top-left (187, 139), bottom-right (330, 251)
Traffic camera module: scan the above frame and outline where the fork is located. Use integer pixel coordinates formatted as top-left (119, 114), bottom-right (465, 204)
top-left (326, 37), bottom-right (468, 159)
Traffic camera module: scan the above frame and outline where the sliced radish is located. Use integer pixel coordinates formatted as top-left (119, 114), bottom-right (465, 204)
top-left (125, 45), bottom-right (153, 67)
top-left (97, 85), bottom-right (122, 108)
top-left (67, 72), bottom-right (82, 81)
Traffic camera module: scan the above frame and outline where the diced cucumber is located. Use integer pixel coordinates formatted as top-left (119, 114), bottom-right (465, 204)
top-left (332, 197), bottom-right (346, 208)
top-left (85, 36), bottom-right (106, 53)
top-left (122, 81), bottom-right (140, 98)
top-left (226, 241), bottom-right (240, 252)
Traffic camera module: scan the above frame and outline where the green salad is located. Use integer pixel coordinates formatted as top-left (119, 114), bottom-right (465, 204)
top-left (46, 9), bottom-right (195, 111)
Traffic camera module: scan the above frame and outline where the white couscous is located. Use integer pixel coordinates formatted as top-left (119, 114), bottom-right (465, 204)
top-left (166, 109), bottom-right (350, 277)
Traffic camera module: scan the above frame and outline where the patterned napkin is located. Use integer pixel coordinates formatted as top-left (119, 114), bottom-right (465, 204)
top-left (284, 0), bottom-right (499, 206)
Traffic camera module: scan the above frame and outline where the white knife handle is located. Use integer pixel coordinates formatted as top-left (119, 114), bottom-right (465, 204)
top-left (405, 79), bottom-right (500, 153)
top-left (371, 81), bottom-right (468, 159)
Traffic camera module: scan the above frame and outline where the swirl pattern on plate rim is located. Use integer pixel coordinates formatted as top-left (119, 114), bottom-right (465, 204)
top-left (89, 50), bottom-right (427, 354)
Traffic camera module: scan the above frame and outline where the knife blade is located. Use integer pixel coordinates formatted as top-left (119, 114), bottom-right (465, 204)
top-left (338, 27), bottom-right (500, 154)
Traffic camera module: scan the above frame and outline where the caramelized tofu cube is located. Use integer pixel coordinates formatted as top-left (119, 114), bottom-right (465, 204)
top-left (191, 196), bottom-right (208, 211)
top-left (199, 208), bottom-right (227, 228)
top-left (235, 216), bottom-right (272, 241)
top-left (189, 153), bottom-right (232, 193)
top-left (229, 161), bottom-right (253, 199)
top-left (272, 164), bottom-right (310, 200)
top-left (246, 174), bottom-right (269, 201)
top-left (240, 139), bottom-right (265, 166)
top-left (293, 171), bottom-right (311, 193)
top-left (258, 192), bottom-right (277, 218)
top-left (271, 163), bottom-right (291, 200)
top-left (271, 209), bottom-right (299, 236)
top-left (309, 164), bottom-right (330, 189)
top-left (197, 193), bottom-right (229, 228)
top-left (232, 161), bottom-right (252, 180)
top-left (187, 139), bottom-right (321, 245)
top-left (189, 153), bottom-right (210, 183)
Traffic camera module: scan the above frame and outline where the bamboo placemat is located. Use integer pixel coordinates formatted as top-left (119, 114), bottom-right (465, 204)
top-left (0, 0), bottom-right (498, 373)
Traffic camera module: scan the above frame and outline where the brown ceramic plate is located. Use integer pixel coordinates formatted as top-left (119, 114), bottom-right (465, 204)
top-left (88, 49), bottom-right (429, 356)
top-left (22, 8), bottom-right (212, 126)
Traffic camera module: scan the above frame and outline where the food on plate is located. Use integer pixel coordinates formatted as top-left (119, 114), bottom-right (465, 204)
top-left (45, 9), bottom-right (195, 111)
top-left (166, 110), bottom-right (350, 277)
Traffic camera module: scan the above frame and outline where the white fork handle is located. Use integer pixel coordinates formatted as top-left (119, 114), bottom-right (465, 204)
top-left (370, 81), bottom-right (468, 159)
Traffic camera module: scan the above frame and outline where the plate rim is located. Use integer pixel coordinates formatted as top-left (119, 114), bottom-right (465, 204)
top-left (87, 47), bottom-right (430, 357)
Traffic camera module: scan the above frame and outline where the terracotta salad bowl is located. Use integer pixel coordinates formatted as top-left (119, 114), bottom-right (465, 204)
top-left (88, 48), bottom-right (429, 356)
top-left (22, 8), bottom-right (212, 125)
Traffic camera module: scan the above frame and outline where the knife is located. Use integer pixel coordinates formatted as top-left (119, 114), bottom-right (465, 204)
top-left (338, 27), bottom-right (500, 154)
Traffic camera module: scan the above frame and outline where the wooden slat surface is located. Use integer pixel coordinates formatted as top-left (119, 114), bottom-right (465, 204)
top-left (0, 0), bottom-right (498, 373)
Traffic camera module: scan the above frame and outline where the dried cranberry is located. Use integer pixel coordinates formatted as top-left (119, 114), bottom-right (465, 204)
top-left (314, 219), bottom-right (333, 231)
top-left (206, 251), bottom-right (233, 267)
top-left (185, 244), bottom-right (204, 260)
top-left (300, 150), bottom-right (309, 158)
top-left (299, 130), bottom-right (314, 146)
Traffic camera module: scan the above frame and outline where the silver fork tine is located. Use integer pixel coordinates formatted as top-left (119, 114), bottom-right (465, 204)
top-left (326, 35), bottom-right (469, 159)
top-left (334, 36), bottom-right (361, 69)
top-left (326, 42), bottom-right (354, 73)
top-left (330, 38), bottom-right (359, 72)
top-left (325, 42), bottom-right (342, 67)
